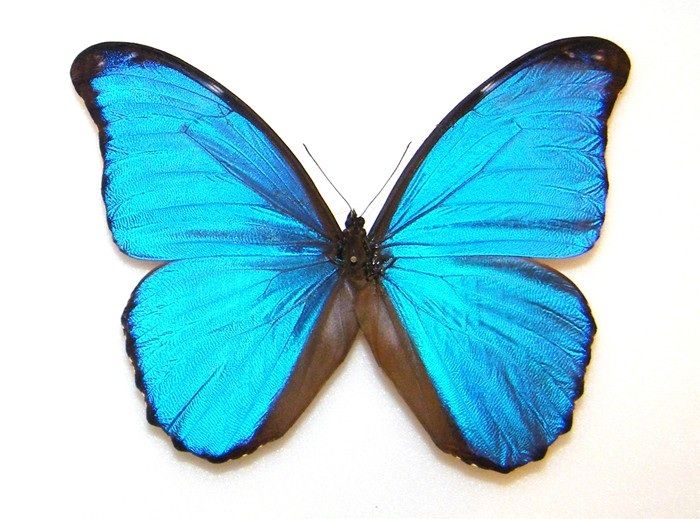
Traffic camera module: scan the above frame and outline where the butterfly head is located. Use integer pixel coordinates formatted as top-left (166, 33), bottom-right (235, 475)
top-left (344, 209), bottom-right (365, 231)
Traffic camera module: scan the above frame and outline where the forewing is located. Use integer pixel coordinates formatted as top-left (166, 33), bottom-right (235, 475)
top-left (358, 257), bottom-right (594, 472)
top-left (371, 37), bottom-right (629, 258)
top-left (71, 42), bottom-right (339, 260)
top-left (125, 255), bottom-right (357, 460)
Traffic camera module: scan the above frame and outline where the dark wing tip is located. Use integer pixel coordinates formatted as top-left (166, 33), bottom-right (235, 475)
top-left (476, 36), bottom-right (631, 99)
top-left (71, 43), bottom-right (112, 93)
top-left (553, 36), bottom-right (631, 92)
top-left (70, 42), bottom-right (151, 93)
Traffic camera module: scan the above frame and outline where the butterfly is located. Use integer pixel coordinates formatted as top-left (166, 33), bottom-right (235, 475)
top-left (71, 37), bottom-right (629, 473)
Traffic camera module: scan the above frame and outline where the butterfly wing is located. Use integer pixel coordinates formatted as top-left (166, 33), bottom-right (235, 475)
top-left (371, 37), bottom-right (629, 259)
top-left (361, 37), bottom-right (629, 472)
top-left (72, 43), bottom-right (358, 460)
top-left (71, 42), bottom-right (338, 260)
top-left (358, 257), bottom-right (593, 472)
top-left (126, 257), bottom-right (356, 460)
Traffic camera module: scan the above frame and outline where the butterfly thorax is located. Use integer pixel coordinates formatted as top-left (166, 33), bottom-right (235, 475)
top-left (336, 211), bottom-right (387, 286)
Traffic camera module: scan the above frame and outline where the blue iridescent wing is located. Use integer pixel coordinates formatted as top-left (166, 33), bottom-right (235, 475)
top-left (371, 37), bottom-right (630, 259)
top-left (360, 38), bottom-right (629, 472)
top-left (71, 42), bottom-right (339, 260)
top-left (72, 43), bottom-right (358, 460)
top-left (126, 256), bottom-right (356, 460)
top-left (360, 256), bottom-right (593, 472)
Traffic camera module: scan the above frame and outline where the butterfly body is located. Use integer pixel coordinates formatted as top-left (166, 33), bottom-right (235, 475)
top-left (72, 37), bottom-right (629, 472)
top-left (336, 210), bottom-right (389, 286)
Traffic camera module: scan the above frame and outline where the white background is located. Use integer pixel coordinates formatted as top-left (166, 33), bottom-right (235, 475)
top-left (2, 1), bottom-right (698, 517)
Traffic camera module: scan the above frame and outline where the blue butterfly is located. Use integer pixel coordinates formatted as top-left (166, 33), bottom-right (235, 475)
top-left (71, 37), bottom-right (629, 473)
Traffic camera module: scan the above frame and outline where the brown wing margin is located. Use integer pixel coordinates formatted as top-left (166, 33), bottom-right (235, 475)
top-left (251, 280), bottom-right (358, 452)
top-left (356, 284), bottom-right (507, 471)
top-left (70, 41), bottom-right (340, 240)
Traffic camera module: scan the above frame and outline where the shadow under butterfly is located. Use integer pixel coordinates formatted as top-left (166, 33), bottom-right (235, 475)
top-left (71, 37), bottom-right (629, 473)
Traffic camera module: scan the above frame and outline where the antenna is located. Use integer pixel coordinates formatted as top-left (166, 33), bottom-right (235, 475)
top-left (303, 144), bottom-right (352, 211)
top-left (360, 141), bottom-right (412, 217)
